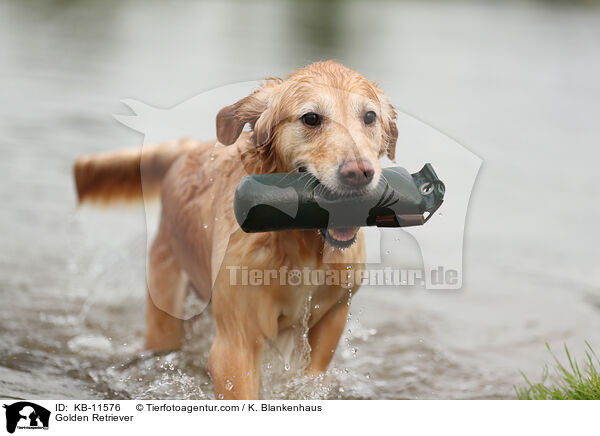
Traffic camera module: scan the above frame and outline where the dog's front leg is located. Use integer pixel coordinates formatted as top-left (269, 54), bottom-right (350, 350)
top-left (208, 330), bottom-right (265, 400)
top-left (208, 275), bottom-right (277, 399)
top-left (305, 292), bottom-right (350, 376)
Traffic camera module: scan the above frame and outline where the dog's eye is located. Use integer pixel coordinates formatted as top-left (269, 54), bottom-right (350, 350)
top-left (301, 112), bottom-right (321, 127)
top-left (298, 166), bottom-right (307, 173)
top-left (364, 111), bottom-right (377, 125)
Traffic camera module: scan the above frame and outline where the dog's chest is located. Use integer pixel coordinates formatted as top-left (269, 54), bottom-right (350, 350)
top-left (277, 281), bottom-right (348, 330)
top-left (271, 282), bottom-right (349, 370)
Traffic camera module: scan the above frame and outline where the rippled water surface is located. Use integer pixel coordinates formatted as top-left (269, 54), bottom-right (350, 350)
top-left (1, 0), bottom-right (600, 399)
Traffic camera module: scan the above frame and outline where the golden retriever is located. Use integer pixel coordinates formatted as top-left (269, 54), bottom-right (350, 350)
top-left (74, 61), bottom-right (398, 399)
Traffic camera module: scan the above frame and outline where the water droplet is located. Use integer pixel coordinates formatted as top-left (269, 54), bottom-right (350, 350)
top-left (266, 362), bottom-right (272, 369)
top-left (203, 224), bottom-right (208, 229)
top-left (284, 363), bottom-right (290, 371)
top-left (217, 393), bottom-right (224, 399)
top-left (209, 153), bottom-right (215, 161)
top-left (209, 177), bottom-right (214, 183)
top-left (225, 380), bottom-right (234, 391)
top-left (314, 304), bottom-right (320, 309)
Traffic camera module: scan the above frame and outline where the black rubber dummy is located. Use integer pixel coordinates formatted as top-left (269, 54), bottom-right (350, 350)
top-left (234, 164), bottom-right (445, 233)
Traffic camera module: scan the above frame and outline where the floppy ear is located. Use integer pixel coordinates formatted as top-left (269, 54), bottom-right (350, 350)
top-left (373, 85), bottom-right (398, 161)
top-left (216, 94), bottom-right (263, 145)
top-left (386, 118), bottom-right (398, 161)
top-left (215, 79), bottom-right (282, 146)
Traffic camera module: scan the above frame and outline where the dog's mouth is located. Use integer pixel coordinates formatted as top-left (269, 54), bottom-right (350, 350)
top-left (299, 167), bottom-right (362, 248)
top-left (319, 227), bottom-right (359, 249)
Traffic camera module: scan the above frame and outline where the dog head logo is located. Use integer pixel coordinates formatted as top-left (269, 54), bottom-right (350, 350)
top-left (111, 77), bottom-right (481, 318)
top-left (3, 402), bottom-right (50, 434)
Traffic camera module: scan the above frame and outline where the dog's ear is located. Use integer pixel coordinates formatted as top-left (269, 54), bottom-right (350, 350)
top-left (385, 118), bottom-right (398, 161)
top-left (216, 79), bottom-right (282, 146)
top-left (216, 94), bottom-right (263, 146)
top-left (372, 84), bottom-right (398, 161)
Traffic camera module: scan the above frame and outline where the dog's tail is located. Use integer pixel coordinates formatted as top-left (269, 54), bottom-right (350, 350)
top-left (74, 138), bottom-right (201, 204)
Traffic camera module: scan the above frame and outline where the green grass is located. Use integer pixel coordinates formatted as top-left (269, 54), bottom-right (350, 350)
top-left (516, 342), bottom-right (600, 399)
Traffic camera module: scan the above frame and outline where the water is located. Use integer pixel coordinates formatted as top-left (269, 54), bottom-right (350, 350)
top-left (1, 0), bottom-right (600, 399)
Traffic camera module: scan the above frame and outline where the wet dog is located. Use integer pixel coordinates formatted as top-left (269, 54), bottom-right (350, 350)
top-left (74, 61), bottom-right (397, 399)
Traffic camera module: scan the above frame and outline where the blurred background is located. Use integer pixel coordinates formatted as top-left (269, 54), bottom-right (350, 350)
top-left (1, 0), bottom-right (600, 399)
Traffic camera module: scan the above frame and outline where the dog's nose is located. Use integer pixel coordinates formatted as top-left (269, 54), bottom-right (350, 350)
top-left (338, 160), bottom-right (374, 187)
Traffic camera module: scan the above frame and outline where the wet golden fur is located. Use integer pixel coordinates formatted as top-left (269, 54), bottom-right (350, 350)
top-left (74, 61), bottom-right (397, 399)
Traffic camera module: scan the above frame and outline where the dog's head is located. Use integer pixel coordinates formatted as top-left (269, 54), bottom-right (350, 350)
top-left (217, 61), bottom-right (398, 247)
